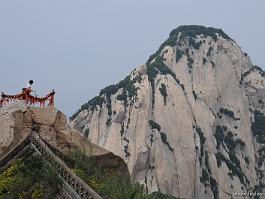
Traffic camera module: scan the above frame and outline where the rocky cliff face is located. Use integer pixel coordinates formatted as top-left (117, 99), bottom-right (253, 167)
top-left (71, 25), bottom-right (265, 199)
top-left (0, 102), bottom-right (109, 159)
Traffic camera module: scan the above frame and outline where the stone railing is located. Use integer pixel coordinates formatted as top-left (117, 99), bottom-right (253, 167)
top-left (0, 135), bottom-right (31, 172)
top-left (0, 132), bottom-right (102, 199)
top-left (30, 132), bottom-right (102, 199)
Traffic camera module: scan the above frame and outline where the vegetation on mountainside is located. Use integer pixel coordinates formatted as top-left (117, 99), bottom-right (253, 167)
top-left (123, 144), bottom-right (130, 158)
top-left (116, 88), bottom-right (127, 103)
top-left (146, 55), bottom-right (184, 108)
top-left (214, 125), bottom-right (225, 150)
top-left (148, 120), bottom-right (174, 151)
top-left (188, 37), bottom-right (202, 49)
top-left (71, 25), bottom-right (236, 121)
top-left (70, 96), bottom-right (105, 120)
top-left (27, 142), bottom-right (177, 199)
top-left (65, 149), bottom-right (176, 199)
top-left (196, 127), bottom-right (206, 165)
top-left (175, 49), bottom-right (183, 63)
top-left (251, 110), bottom-right (265, 194)
top-left (253, 65), bottom-right (265, 77)
top-left (0, 146), bottom-right (176, 199)
top-left (258, 146), bottom-right (265, 167)
top-left (160, 132), bottom-right (174, 151)
top-left (147, 25), bottom-right (233, 65)
top-left (192, 90), bottom-right (197, 101)
top-left (206, 46), bottom-right (213, 56)
top-left (195, 126), bottom-right (219, 199)
top-left (187, 57), bottom-right (194, 72)
top-left (70, 75), bottom-right (138, 122)
top-left (0, 149), bottom-right (61, 199)
top-left (169, 25), bottom-right (233, 42)
top-left (184, 48), bottom-right (194, 73)
top-left (240, 65), bottom-right (265, 85)
top-left (147, 56), bottom-right (178, 83)
top-left (215, 152), bottom-right (247, 185)
top-left (101, 76), bottom-right (136, 125)
top-left (120, 123), bottom-right (125, 136)
top-left (252, 110), bottom-right (265, 144)
top-left (159, 83), bottom-right (167, 105)
top-left (148, 120), bottom-right (161, 132)
top-left (145, 25), bottom-right (234, 79)
top-left (203, 58), bottom-right (207, 65)
top-left (252, 109), bottom-right (265, 188)
top-left (213, 124), bottom-right (249, 187)
top-left (219, 107), bottom-right (240, 121)
top-left (220, 107), bottom-right (235, 118)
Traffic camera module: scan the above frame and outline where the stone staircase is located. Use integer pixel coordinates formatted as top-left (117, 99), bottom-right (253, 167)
top-left (0, 131), bottom-right (102, 199)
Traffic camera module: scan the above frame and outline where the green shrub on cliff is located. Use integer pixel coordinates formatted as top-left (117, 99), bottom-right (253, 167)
top-left (69, 149), bottom-right (175, 199)
top-left (159, 83), bottom-right (168, 105)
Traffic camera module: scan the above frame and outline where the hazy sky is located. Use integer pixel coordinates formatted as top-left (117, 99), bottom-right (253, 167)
top-left (0, 0), bottom-right (264, 116)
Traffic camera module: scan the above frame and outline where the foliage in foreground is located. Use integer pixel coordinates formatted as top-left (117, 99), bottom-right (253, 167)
top-left (69, 149), bottom-right (176, 199)
top-left (0, 149), bottom-right (61, 199)
top-left (0, 146), bottom-right (177, 199)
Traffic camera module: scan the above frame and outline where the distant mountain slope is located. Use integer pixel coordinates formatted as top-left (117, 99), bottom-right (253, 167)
top-left (71, 25), bottom-right (265, 199)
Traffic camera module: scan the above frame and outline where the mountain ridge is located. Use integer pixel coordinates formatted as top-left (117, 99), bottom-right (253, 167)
top-left (70, 25), bottom-right (241, 121)
top-left (71, 25), bottom-right (265, 198)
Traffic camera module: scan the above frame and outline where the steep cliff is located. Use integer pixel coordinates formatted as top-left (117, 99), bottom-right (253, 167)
top-left (71, 25), bottom-right (265, 199)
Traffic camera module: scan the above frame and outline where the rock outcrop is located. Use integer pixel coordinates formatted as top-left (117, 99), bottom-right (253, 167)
top-left (0, 102), bottom-right (131, 199)
top-left (71, 25), bottom-right (265, 198)
top-left (0, 102), bottom-right (109, 159)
